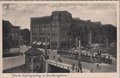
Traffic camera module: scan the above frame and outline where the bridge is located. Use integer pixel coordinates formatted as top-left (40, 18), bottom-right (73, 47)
top-left (45, 60), bottom-right (79, 73)
top-left (43, 50), bottom-right (91, 73)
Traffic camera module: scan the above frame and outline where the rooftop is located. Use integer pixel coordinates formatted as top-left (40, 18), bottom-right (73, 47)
top-left (31, 16), bottom-right (51, 24)
top-left (3, 20), bottom-right (13, 28)
top-left (52, 11), bottom-right (72, 15)
top-left (31, 16), bottom-right (51, 20)
top-left (3, 20), bottom-right (20, 28)
top-left (25, 47), bottom-right (43, 56)
top-left (11, 25), bottom-right (20, 28)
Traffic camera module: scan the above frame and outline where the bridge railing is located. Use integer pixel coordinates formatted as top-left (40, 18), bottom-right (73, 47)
top-left (46, 60), bottom-right (80, 73)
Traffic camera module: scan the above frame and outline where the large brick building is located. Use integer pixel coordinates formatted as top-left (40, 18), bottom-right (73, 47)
top-left (30, 11), bottom-right (116, 49)
top-left (31, 11), bottom-right (72, 49)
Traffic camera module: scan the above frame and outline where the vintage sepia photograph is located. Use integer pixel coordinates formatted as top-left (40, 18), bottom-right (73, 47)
top-left (2, 2), bottom-right (118, 73)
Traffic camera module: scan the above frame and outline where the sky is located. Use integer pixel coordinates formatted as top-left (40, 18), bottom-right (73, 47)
top-left (2, 3), bottom-right (117, 30)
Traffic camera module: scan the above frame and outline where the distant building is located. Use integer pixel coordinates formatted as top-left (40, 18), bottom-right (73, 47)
top-left (3, 20), bottom-right (12, 51)
top-left (72, 18), bottom-right (106, 46)
top-left (31, 11), bottom-right (72, 49)
top-left (10, 25), bottom-right (20, 47)
top-left (3, 20), bottom-right (20, 49)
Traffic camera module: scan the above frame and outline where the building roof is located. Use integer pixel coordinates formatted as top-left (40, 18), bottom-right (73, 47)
top-left (31, 16), bottom-right (51, 24)
top-left (31, 16), bottom-right (51, 19)
top-left (25, 47), bottom-right (43, 56)
top-left (3, 20), bottom-right (13, 27)
top-left (3, 20), bottom-right (20, 28)
top-left (52, 11), bottom-right (72, 15)
top-left (11, 26), bottom-right (20, 28)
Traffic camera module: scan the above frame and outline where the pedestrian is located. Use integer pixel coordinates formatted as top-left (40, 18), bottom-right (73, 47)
top-left (96, 63), bottom-right (99, 68)
top-left (72, 64), bottom-right (75, 71)
top-left (78, 61), bottom-right (83, 73)
top-left (90, 68), bottom-right (93, 72)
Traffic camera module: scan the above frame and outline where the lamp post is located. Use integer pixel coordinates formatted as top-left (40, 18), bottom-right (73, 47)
top-left (45, 38), bottom-right (48, 60)
top-left (78, 40), bottom-right (83, 73)
top-left (76, 37), bottom-right (78, 49)
top-left (70, 38), bottom-right (71, 50)
top-left (106, 38), bottom-right (108, 52)
top-left (78, 40), bottom-right (81, 59)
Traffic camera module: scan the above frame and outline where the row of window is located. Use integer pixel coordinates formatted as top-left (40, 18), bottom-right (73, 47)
top-left (33, 24), bottom-right (50, 27)
top-left (32, 36), bottom-right (58, 42)
top-left (32, 23), bottom-right (59, 28)
top-left (33, 33), bottom-right (58, 36)
top-left (32, 27), bottom-right (58, 32)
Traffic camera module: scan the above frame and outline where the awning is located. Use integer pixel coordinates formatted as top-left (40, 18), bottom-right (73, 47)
top-left (33, 41), bottom-right (37, 44)
top-left (42, 42), bottom-right (49, 46)
top-left (36, 42), bottom-right (42, 45)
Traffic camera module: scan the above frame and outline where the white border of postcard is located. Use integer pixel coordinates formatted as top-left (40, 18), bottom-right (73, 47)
top-left (0, 1), bottom-right (119, 78)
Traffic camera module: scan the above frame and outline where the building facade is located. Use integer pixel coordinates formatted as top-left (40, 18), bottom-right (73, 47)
top-left (31, 11), bottom-right (116, 49)
top-left (31, 11), bottom-right (72, 49)
top-left (10, 26), bottom-right (20, 47)
top-left (3, 20), bottom-right (20, 50)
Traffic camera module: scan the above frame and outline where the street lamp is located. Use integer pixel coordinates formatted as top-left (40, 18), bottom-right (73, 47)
top-left (76, 37), bottom-right (78, 49)
top-left (70, 38), bottom-right (71, 50)
top-left (45, 38), bottom-right (48, 60)
top-left (78, 40), bottom-right (81, 59)
top-left (78, 40), bottom-right (83, 73)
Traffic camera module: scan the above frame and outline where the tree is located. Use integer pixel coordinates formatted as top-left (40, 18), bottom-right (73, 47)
top-left (21, 29), bottom-right (30, 45)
